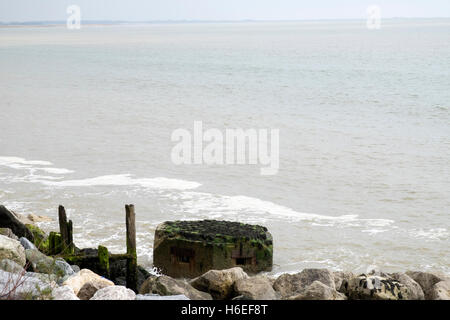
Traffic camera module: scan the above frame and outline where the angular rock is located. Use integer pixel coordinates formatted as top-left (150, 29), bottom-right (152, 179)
top-left (139, 275), bottom-right (212, 300)
top-left (333, 271), bottom-right (354, 292)
top-left (0, 234), bottom-right (26, 267)
top-left (25, 271), bottom-right (58, 284)
top-left (63, 269), bottom-right (114, 300)
top-left (26, 213), bottom-right (53, 223)
top-left (340, 274), bottom-right (408, 300)
top-left (0, 269), bottom-right (53, 300)
top-left (429, 281), bottom-right (450, 300)
top-left (288, 281), bottom-right (347, 300)
top-left (20, 237), bottom-right (37, 250)
top-left (190, 267), bottom-right (249, 300)
top-left (391, 273), bottom-right (425, 300)
top-left (273, 269), bottom-right (335, 298)
top-left (25, 248), bottom-right (54, 273)
top-left (233, 276), bottom-right (278, 300)
top-left (52, 285), bottom-right (80, 300)
top-left (136, 294), bottom-right (190, 300)
top-left (405, 271), bottom-right (449, 300)
top-left (0, 228), bottom-right (18, 240)
top-left (90, 285), bottom-right (136, 300)
top-left (0, 206), bottom-right (34, 241)
top-left (0, 258), bottom-right (25, 274)
top-left (71, 265), bottom-right (81, 273)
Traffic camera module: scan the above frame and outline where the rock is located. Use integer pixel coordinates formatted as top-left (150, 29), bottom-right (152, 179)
top-left (25, 248), bottom-right (54, 273)
top-left (333, 271), bottom-right (354, 292)
top-left (26, 213), bottom-right (53, 223)
top-left (108, 258), bottom-right (151, 289)
top-left (25, 271), bottom-right (58, 284)
top-left (0, 205), bottom-right (34, 241)
top-left (139, 275), bottom-right (212, 300)
top-left (90, 285), bottom-right (136, 300)
top-left (0, 269), bottom-right (53, 300)
top-left (0, 228), bottom-right (18, 240)
top-left (405, 271), bottom-right (449, 300)
top-left (233, 276), bottom-right (278, 300)
top-left (0, 234), bottom-right (26, 267)
top-left (391, 273), bottom-right (425, 300)
top-left (273, 269), bottom-right (335, 298)
top-left (63, 269), bottom-right (114, 300)
top-left (136, 294), bottom-right (190, 300)
top-left (55, 258), bottom-right (75, 277)
top-left (71, 265), bottom-right (80, 273)
top-left (190, 267), bottom-right (249, 300)
top-left (340, 274), bottom-right (408, 300)
top-left (288, 281), bottom-right (347, 300)
top-left (52, 285), bottom-right (79, 300)
top-left (20, 237), bottom-right (37, 250)
top-left (429, 281), bottom-right (450, 300)
top-left (0, 258), bottom-right (25, 274)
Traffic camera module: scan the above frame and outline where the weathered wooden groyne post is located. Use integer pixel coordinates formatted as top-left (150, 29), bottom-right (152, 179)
top-left (53, 204), bottom-right (138, 292)
top-left (58, 205), bottom-right (74, 254)
top-left (125, 204), bottom-right (137, 292)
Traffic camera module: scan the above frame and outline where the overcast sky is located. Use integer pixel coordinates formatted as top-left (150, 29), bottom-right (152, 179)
top-left (1, 0), bottom-right (449, 22)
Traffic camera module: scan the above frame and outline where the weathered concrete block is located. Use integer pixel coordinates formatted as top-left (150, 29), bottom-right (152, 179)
top-left (153, 220), bottom-right (273, 278)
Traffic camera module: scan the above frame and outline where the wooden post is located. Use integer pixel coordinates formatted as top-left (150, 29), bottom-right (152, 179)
top-left (98, 245), bottom-right (110, 278)
top-left (58, 205), bottom-right (74, 254)
top-left (125, 204), bottom-right (137, 292)
top-left (58, 205), bottom-right (69, 246)
top-left (67, 220), bottom-right (74, 254)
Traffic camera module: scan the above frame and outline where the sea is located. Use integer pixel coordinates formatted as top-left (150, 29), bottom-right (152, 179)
top-left (0, 19), bottom-right (449, 276)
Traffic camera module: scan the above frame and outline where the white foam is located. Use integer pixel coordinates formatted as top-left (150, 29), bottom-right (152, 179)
top-left (0, 156), bottom-right (53, 167)
top-left (36, 174), bottom-right (201, 190)
top-left (177, 191), bottom-right (394, 227)
top-left (34, 167), bottom-right (75, 174)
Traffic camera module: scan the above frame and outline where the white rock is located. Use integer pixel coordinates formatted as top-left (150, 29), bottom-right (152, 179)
top-left (63, 269), bottom-right (114, 300)
top-left (52, 285), bottom-right (80, 300)
top-left (0, 270), bottom-right (52, 300)
top-left (90, 286), bottom-right (136, 300)
top-left (0, 234), bottom-right (26, 267)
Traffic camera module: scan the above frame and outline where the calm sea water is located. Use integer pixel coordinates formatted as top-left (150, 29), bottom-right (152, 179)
top-left (0, 19), bottom-right (449, 275)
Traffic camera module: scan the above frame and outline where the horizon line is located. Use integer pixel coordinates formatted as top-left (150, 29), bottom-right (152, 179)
top-left (1, 17), bottom-right (450, 26)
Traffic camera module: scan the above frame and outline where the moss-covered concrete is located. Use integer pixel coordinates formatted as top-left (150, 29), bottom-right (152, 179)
top-left (153, 220), bottom-right (273, 278)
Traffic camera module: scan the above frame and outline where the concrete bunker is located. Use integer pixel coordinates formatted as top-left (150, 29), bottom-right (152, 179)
top-left (153, 220), bottom-right (273, 278)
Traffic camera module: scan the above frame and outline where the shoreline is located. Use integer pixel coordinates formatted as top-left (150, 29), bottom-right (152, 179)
top-left (1, 204), bottom-right (450, 300)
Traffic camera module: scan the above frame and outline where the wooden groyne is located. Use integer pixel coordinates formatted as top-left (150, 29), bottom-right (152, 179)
top-left (51, 204), bottom-right (138, 291)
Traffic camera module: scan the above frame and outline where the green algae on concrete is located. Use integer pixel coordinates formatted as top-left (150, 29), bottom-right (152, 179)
top-left (153, 220), bottom-right (273, 278)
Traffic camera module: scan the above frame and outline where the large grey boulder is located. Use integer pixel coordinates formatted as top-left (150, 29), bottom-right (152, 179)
top-left (0, 206), bottom-right (33, 241)
top-left (190, 267), bottom-right (248, 300)
top-left (52, 285), bottom-right (79, 300)
top-left (136, 294), bottom-right (190, 300)
top-left (233, 276), bottom-right (278, 300)
top-left (0, 269), bottom-right (53, 300)
top-left (405, 271), bottom-right (449, 300)
top-left (0, 258), bottom-right (25, 274)
top-left (0, 228), bottom-right (18, 240)
top-left (340, 274), bottom-right (408, 300)
top-left (391, 273), bottom-right (425, 300)
top-left (0, 234), bottom-right (26, 267)
top-left (139, 275), bottom-right (212, 300)
top-left (273, 269), bottom-right (335, 299)
top-left (25, 249), bottom-right (54, 273)
top-left (429, 281), bottom-right (450, 300)
top-left (90, 285), bottom-right (136, 300)
top-left (63, 269), bottom-right (115, 300)
top-left (288, 281), bottom-right (347, 300)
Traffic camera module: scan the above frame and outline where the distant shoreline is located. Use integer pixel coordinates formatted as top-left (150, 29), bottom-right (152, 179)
top-left (1, 17), bottom-right (450, 28)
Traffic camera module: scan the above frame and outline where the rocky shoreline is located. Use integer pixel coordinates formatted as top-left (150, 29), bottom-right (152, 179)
top-left (1, 205), bottom-right (449, 300)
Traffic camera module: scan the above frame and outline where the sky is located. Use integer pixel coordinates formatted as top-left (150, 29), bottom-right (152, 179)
top-left (0, 0), bottom-right (449, 22)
